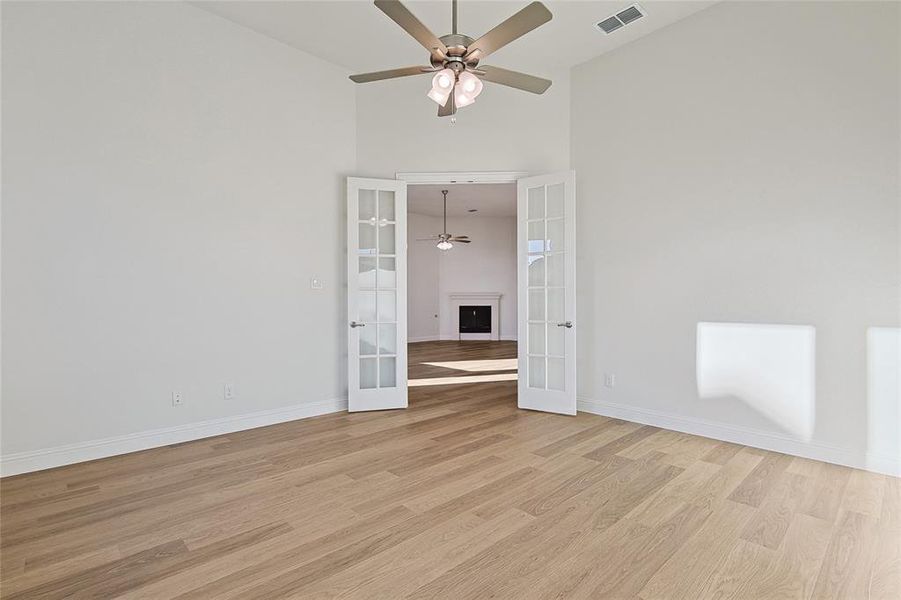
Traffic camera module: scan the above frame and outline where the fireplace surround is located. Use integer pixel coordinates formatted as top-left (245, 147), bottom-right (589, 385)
top-left (448, 293), bottom-right (502, 341)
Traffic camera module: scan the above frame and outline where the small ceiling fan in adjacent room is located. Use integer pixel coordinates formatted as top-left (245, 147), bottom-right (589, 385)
top-left (349, 0), bottom-right (553, 117)
top-left (417, 190), bottom-right (471, 250)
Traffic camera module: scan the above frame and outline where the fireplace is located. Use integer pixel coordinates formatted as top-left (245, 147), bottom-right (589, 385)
top-left (459, 305), bottom-right (491, 334)
top-left (449, 293), bottom-right (502, 341)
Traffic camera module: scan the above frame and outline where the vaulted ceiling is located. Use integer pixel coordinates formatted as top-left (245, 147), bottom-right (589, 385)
top-left (193, 1), bottom-right (716, 74)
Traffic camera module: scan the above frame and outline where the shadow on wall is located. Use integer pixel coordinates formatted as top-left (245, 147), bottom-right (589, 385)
top-left (867, 327), bottom-right (901, 471)
top-left (696, 322), bottom-right (816, 441)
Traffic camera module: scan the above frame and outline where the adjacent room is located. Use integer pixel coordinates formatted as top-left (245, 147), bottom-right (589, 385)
top-left (2, 1), bottom-right (899, 598)
top-left (406, 183), bottom-right (519, 398)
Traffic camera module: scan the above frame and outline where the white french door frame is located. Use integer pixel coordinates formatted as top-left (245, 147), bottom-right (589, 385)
top-left (517, 171), bottom-right (577, 415)
top-left (395, 171), bottom-right (529, 185)
top-left (347, 177), bottom-right (408, 412)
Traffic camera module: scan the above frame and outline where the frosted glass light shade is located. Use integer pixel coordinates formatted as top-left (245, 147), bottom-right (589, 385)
top-left (458, 71), bottom-right (483, 98)
top-left (454, 87), bottom-right (475, 108)
top-left (436, 240), bottom-right (453, 250)
top-left (427, 69), bottom-right (455, 105)
top-left (454, 72), bottom-right (483, 108)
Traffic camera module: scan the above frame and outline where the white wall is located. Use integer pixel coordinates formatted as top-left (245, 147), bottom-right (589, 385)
top-left (572, 1), bottom-right (900, 473)
top-left (408, 212), bottom-right (517, 341)
top-left (355, 68), bottom-right (570, 177)
top-left (1, 1), bottom-right (356, 467)
top-left (407, 212), bottom-right (440, 341)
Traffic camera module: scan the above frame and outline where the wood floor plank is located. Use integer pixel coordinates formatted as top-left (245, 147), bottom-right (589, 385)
top-left (532, 417), bottom-right (622, 458)
top-left (839, 468), bottom-right (885, 519)
top-left (740, 471), bottom-right (808, 550)
top-left (749, 512), bottom-right (834, 600)
top-left (701, 440), bottom-right (745, 465)
top-left (583, 503), bottom-right (713, 599)
top-left (1, 340), bottom-right (892, 599)
top-left (800, 461), bottom-right (853, 522)
top-left (868, 475), bottom-right (901, 600)
top-left (727, 451), bottom-right (794, 508)
top-left (698, 537), bottom-right (779, 600)
top-left (582, 424), bottom-right (661, 460)
top-left (238, 467), bottom-right (540, 599)
top-left (518, 454), bottom-right (633, 517)
top-left (811, 509), bottom-right (879, 599)
top-left (638, 499), bottom-right (757, 599)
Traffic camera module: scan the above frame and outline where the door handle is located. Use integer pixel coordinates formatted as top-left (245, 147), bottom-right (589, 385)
top-left (556, 321), bottom-right (573, 328)
top-left (349, 321), bottom-right (366, 328)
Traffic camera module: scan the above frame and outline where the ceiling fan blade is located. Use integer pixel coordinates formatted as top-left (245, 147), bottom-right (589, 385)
top-left (464, 2), bottom-right (552, 63)
top-left (453, 239), bottom-right (472, 243)
top-left (374, 0), bottom-right (448, 60)
top-left (415, 237), bottom-right (440, 241)
top-left (349, 66), bottom-right (434, 83)
top-left (451, 235), bottom-right (470, 239)
top-left (478, 65), bottom-right (551, 94)
top-left (438, 90), bottom-right (456, 117)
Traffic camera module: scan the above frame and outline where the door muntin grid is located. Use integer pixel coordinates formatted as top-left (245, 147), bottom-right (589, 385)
top-left (526, 182), bottom-right (566, 391)
top-left (357, 189), bottom-right (397, 389)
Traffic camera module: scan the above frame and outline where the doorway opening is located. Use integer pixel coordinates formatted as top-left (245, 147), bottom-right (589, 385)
top-left (404, 179), bottom-right (519, 405)
top-left (346, 171), bottom-right (575, 415)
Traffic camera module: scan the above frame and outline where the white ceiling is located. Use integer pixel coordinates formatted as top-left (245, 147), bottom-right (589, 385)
top-left (408, 183), bottom-right (516, 217)
top-left (193, 1), bottom-right (716, 74)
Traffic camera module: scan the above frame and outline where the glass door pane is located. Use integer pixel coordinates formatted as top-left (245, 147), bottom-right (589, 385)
top-left (356, 187), bottom-right (398, 389)
top-left (525, 183), bottom-right (563, 392)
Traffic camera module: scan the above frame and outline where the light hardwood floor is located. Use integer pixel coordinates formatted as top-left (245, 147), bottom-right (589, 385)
top-left (1, 340), bottom-right (898, 598)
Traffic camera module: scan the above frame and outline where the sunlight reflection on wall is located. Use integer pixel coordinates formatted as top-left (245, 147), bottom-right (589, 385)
top-left (867, 327), bottom-right (900, 470)
top-left (697, 322), bottom-right (816, 440)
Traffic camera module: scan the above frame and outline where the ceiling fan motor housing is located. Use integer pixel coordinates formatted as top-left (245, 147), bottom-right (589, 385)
top-left (433, 34), bottom-right (477, 71)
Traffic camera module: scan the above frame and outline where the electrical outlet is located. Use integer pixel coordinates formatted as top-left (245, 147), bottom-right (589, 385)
top-left (172, 391), bottom-right (183, 406)
top-left (604, 374), bottom-right (616, 388)
top-left (310, 277), bottom-right (323, 290)
top-left (224, 383), bottom-right (235, 400)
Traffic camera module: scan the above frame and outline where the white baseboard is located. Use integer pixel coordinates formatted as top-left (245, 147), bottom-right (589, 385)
top-left (578, 397), bottom-right (900, 477)
top-left (0, 398), bottom-right (347, 477)
top-left (409, 335), bottom-right (517, 343)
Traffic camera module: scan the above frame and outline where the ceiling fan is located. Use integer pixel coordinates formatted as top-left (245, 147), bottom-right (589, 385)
top-left (417, 190), bottom-right (471, 250)
top-left (349, 0), bottom-right (553, 117)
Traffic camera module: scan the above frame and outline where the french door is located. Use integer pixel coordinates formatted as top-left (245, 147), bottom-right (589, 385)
top-left (346, 177), bottom-right (408, 412)
top-left (517, 171), bottom-right (577, 415)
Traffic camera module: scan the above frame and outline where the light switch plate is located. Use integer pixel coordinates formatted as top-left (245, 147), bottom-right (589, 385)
top-left (310, 277), bottom-right (324, 290)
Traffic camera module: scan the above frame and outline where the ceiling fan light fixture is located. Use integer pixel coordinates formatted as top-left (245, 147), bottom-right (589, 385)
top-left (459, 71), bottom-right (483, 97)
top-left (349, 1), bottom-right (553, 117)
top-left (427, 68), bottom-right (455, 105)
top-left (436, 240), bottom-right (453, 251)
top-left (454, 85), bottom-right (476, 108)
top-left (453, 71), bottom-right (483, 108)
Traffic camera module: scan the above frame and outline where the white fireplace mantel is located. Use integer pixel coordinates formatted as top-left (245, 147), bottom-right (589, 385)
top-left (448, 293), bottom-right (502, 341)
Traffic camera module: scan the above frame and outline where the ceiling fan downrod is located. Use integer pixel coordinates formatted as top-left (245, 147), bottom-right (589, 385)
top-left (452, 0), bottom-right (457, 35)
